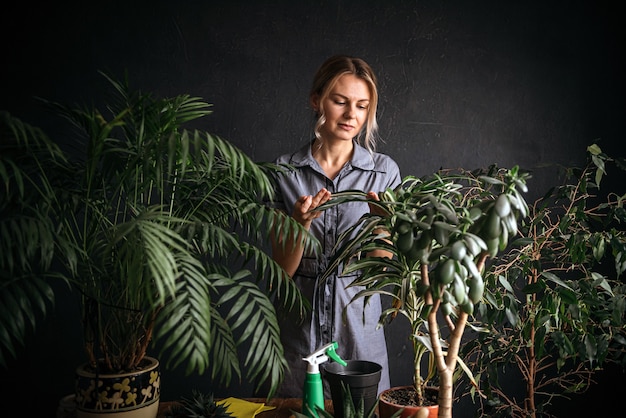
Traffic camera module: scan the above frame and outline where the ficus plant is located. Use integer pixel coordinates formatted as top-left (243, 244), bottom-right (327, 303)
top-left (460, 144), bottom-right (626, 418)
top-left (317, 164), bottom-right (530, 418)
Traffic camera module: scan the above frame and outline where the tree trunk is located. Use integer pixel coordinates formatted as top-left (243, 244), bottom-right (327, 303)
top-left (428, 301), bottom-right (469, 418)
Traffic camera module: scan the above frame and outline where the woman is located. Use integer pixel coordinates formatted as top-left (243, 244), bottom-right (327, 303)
top-left (269, 55), bottom-right (401, 397)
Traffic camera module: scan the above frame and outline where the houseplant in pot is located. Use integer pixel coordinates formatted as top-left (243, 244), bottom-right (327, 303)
top-left (0, 73), bottom-right (319, 416)
top-left (459, 144), bottom-right (626, 418)
top-left (293, 382), bottom-right (402, 418)
top-left (318, 164), bottom-right (530, 418)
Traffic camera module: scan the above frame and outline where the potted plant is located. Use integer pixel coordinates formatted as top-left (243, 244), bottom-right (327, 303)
top-left (164, 390), bottom-right (233, 418)
top-left (0, 73), bottom-right (318, 416)
top-left (317, 164), bottom-right (530, 418)
top-left (459, 144), bottom-right (626, 417)
top-left (293, 382), bottom-right (390, 418)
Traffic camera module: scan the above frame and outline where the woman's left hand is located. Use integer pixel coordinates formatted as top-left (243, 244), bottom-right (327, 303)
top-left (366, 191), bottom-right (385, 216)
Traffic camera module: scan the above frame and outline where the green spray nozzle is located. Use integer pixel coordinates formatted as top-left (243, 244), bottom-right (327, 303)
top-left (302, 342), bottom-right (347, 418)
top-left (302, 341), bottom-right (347, 374)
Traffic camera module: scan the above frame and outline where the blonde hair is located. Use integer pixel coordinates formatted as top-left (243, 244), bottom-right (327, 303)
top-left (310, 55), bottom-right (379, 154)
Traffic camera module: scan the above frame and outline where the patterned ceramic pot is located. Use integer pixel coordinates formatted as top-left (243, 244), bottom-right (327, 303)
top-left (75, 356), bottom-right (160, 418)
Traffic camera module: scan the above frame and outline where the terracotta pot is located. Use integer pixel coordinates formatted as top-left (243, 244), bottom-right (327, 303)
top-left (378, 386), bottom-right (439, 418)
top-left (74, 356), bottom-right (160, 418)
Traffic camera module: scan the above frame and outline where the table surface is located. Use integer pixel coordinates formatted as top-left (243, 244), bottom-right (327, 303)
top-left (159, 398), bottom-right (334, 418)
top-left (59, 397), bottom-right (333, 418)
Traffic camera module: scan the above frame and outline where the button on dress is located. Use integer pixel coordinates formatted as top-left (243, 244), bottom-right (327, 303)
top-left (270, 140), bottom-right (401, 398)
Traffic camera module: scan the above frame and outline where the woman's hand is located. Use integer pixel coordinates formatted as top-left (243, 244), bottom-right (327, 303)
top-left (366, 191), bottom-right (393, 259)
top-left (366, 191), bottom-right (385, 216)
top-left (271, 188), bottom-right (331, 278)
top-left (292, 188), bottom-right (332, 226)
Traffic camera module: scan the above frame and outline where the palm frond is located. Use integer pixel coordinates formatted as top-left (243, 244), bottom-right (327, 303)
top-left (216, 271), bottom-right (287, 397)
top-left (0, 112), bottom-right (68, 367)
top-left (0, 276), bottom-right (55, 367)
top-left (238, 240), bottom-right (310, 316)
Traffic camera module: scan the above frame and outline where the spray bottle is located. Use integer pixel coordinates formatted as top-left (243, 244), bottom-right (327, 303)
top-left (302, 341), bottom-right (347, 418)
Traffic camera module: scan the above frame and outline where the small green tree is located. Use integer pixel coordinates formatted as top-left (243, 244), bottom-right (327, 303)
top-left (461, 144), bottom-right (626, 417)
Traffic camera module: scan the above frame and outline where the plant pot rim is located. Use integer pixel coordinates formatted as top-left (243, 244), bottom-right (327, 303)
top-left (76, 355), bottom-right (159, 378)
top-left (379, 385), bottom-right (439, 407)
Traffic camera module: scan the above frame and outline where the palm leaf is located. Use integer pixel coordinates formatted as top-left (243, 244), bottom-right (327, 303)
top-left (0, 112), bottom-right (67, 367)
top-left (216, 271), bottom-right (287, 396)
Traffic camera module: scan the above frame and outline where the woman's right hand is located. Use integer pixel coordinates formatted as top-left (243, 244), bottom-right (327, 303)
top-left (293, 188), bottom-right (332, 226)
top-left (271, 188), bottom-right (331, 278)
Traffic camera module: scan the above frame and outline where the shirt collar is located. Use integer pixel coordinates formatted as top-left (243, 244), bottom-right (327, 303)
top-left (289, 139), bottom-right (375, 171)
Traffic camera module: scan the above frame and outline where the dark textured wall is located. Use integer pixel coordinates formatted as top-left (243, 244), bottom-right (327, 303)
top-left (1, 1), bottom-right (624, 417)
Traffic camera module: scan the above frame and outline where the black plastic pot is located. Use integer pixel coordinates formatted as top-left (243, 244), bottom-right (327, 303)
top-left (321, 360), bottom-right (382, 418)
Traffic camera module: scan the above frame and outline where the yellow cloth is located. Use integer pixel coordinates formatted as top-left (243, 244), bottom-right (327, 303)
top-left (217, 397), bottom-right (276, 418)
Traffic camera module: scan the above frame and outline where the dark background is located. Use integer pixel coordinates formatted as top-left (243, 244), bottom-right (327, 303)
top-left (1, 1), bottom-right (624, 416)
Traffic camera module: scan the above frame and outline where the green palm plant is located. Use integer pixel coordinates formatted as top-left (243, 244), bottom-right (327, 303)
top-left (317, 165), bottom-right (530, 418)
top-left (0, 73), bottom-right (318, 397)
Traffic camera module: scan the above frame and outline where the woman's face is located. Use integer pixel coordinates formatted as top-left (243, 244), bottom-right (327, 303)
top-left (315, 74), bottom-right (371, 143)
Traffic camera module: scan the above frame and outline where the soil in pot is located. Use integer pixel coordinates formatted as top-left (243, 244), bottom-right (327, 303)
top-left (378, 386), bottom-right (438, 418)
